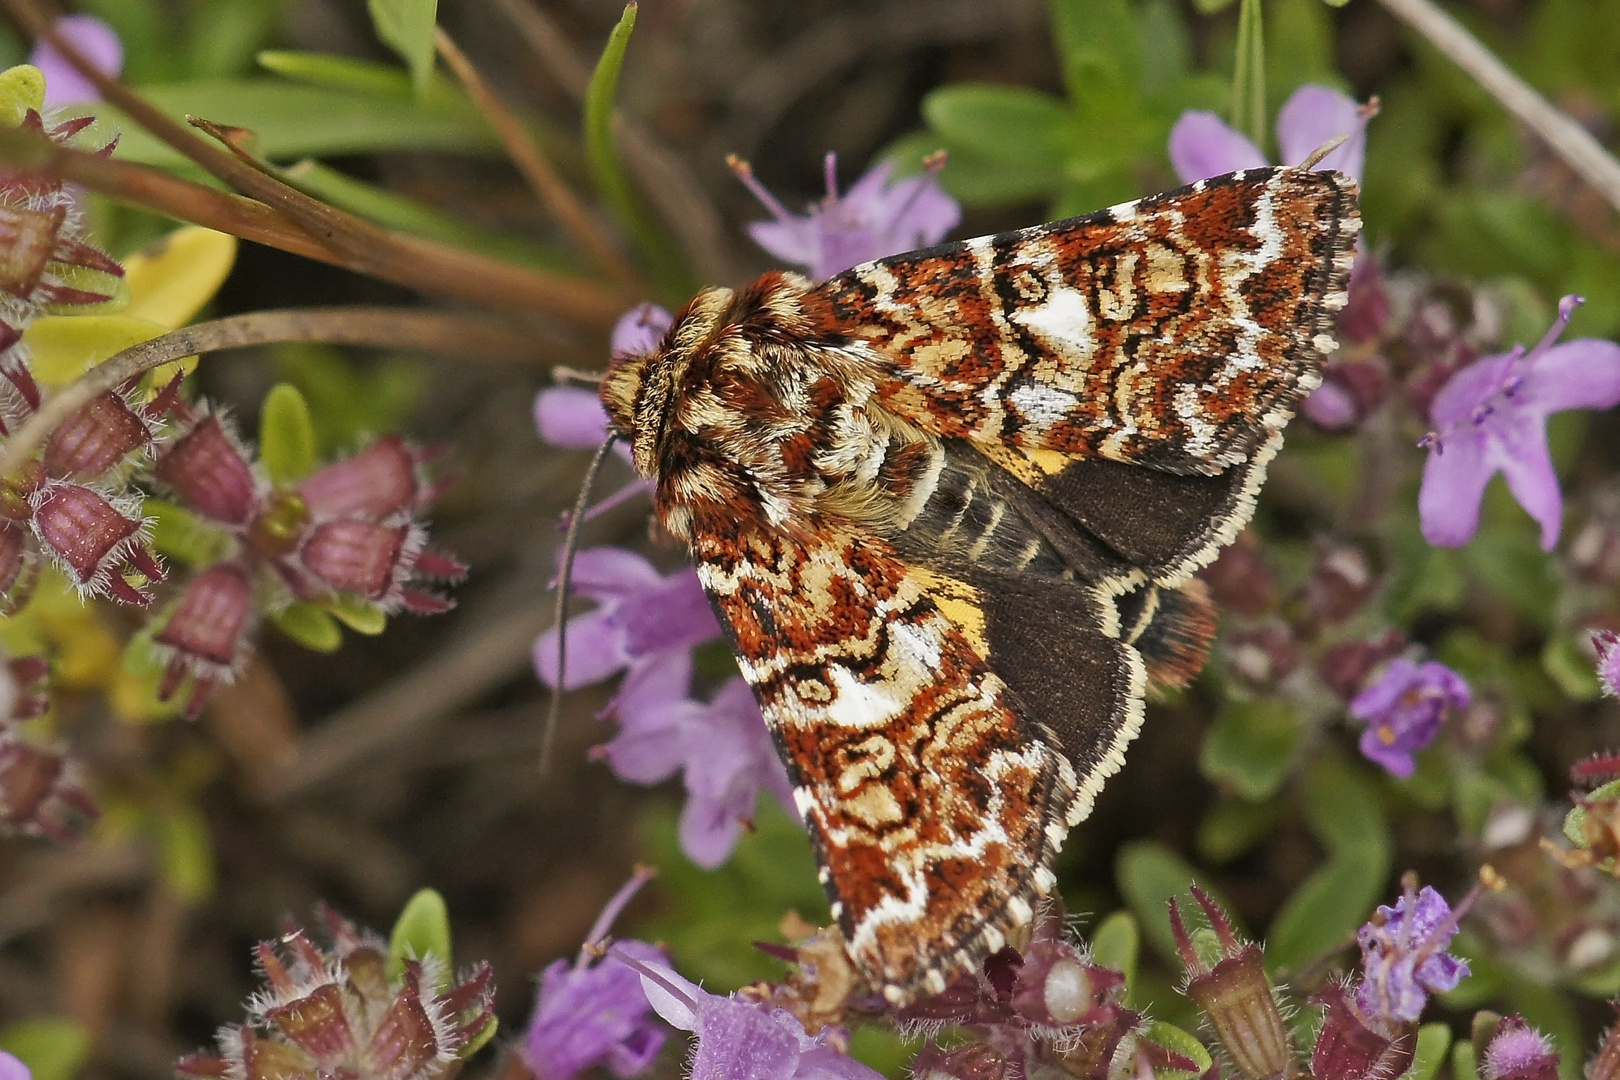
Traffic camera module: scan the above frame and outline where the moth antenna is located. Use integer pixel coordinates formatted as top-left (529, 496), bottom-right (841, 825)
top-left (541, 433), bottom-right (620, 774)
top-left (1298, 133), bottom-right (1352, 171)
top-left (552, 365), bottom-right (609, 389)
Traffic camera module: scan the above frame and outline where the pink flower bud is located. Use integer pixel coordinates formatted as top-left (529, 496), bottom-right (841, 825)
top-left (29, 481), bottom-right (163, 604)
top-left (154, 563), bottom-right (255, 718)
top-left (299, 436), bottom-right (426, 520)
top-left (0, 731), bottom-right (98, 842)
top-left (44, 391), bottom-right (153, 479)
top-left (296, 519), bottom-right (409, 599)
top-left (156, 416), bottom-right (261, 526)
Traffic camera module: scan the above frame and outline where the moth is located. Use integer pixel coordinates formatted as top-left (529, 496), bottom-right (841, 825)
top-left (597, 166), bottom-right (1361, 1004)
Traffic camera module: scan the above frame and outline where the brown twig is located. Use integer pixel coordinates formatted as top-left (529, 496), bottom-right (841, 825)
top-left (1377, 0), bottom-right (1620, 214)
top-left (0, 0), bottom-right (639, 325)
top-left (0, 124), bottom-right (632, 323)
top-left (434, 26), bottom-right (640, 288)
top-left (0, 308), bottom-right (555, 476)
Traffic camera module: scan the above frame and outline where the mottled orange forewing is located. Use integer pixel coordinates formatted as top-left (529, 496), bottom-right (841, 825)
top-left (597, 167), bottom-right (1361, 1004)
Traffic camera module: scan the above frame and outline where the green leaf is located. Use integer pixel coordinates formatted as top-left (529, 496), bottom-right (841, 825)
top-left (583, 3), bottom-right (685, 293)
top-left (270, 343), bottom-right (425, 457)
top-left (1408, 1024), bottom-right (1453, 1080)
top-left (1542, 632), bottom-right (1604, 702)
top-left (462, 1016), bottom-right (498, 1058)
top-left (637, 799), bottom-right (829, 990)
top-left (87, 80), bottom-right (495, 170)
top-left (1115, 840), bottom-right (1242, 967)
top-left (1199, 699), bottom-right (1303, 801)
top-left (368, 0), bottom-right (439, 97)
top-left (1231, 0), bottom-right (1267, 147)
top-left (1302, 754), bottom-right (1391, 862)
top-left (922, 85), bottom-right (1071, 167)
top-left (145, 499), bottom-right (231, 567)
top-left (154, 804), bottom-right (217, 902)
top-left (187, 0), bottom-right (279, 78)
top-left (1144, 1020), bottom-right (1211, 1078)
top-left (1451, 1038), bottom-right (1480, 1080)
top-left (1196, 797), bottom-right (1286, 863)
top-left (1049, 0), bottom-right (1140, 101)
top-left (0, 1018), bottom-right (92, 1080)
top-left (258, 50), bottom-right (421, 97)
top-left (1091, 911), bottom-right (1139, 1000)
top-left (1264, 856), bottom-right (1380, 976)
top-left (389, 888), bottom-right (452, 979)
top-left (281, 159), bottom-right (579, 271)
top-left (272, 603), bottom-right (344, 652)
top-left (259, 383), bottom-right (317, 485)
top-left (323, 596), bottom-right (389, 636)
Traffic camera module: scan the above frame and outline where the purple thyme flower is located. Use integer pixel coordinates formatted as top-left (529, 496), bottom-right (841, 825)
top-left (1481, 1016), bottom-right (1560, 1080)
top-left (1355, 883), bottom-right (1470, 1026)
top-left (1596, 630), bottom-right (1620, 698)
top-left (1419, 295), bottom-right (1620, 550)
top-left (0, 1052), bottom-right (29, 1080)
top-left (1349, 659), bottom-right (1470, 777)
top-left (624, 952), bottom-right (883, 1080)
top-left (524, 869), bottom-right (667, 1080)
top-left (534, 546), bottom-right (721, 691)
top-left (733, 152), bottom-right (960, 281)
top-left (28, 15), bottom-right (123, 108)
top-left (1169, 84), bottom-right (1370, 185)
top-left (601, 674), bottom-right (796, 868)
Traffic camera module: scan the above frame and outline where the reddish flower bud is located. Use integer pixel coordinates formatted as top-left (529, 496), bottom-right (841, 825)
top-left (154, 563), bottom-right (255, 719)
top-left (44, 391), bottom-right (153, 479)
top-left (1318, 631), bottom-right (1406, 702)
top-left (297, 520), bottom-right (409, 599)
top-left (0, 731), bottom-right (98, 842)
top-left (1171, 887), bottom-right (1294, 1080)
top-left (299, 436), bottom-right (429, 520)
top-left (0, 522), bottom-right (40, 614)
top-left (156, 416), bottom-right (261, 526)
top-left (3, 654), bottom-right (50, 720)
top-left (0, 204), bottom-right (68, 299)
top-left (912, 1043), bottom-right (1008, 1080)
top-left (29, 482), bottom-right (163, 603)
top-left (1589, 1003), bottom-right (1620, 1080)
top-left (188, 913), bottom-right (495, 1080)
top-left (1303, 543), bottom-right (1378, 628)
top-left (1201, 531), bottom-right (1276, 616)
top-left (1310, 983), bottom-right (1414, 1080)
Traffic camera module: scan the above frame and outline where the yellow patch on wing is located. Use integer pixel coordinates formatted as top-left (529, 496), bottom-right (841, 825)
top-left (912, 566), bottom-right (989, 655)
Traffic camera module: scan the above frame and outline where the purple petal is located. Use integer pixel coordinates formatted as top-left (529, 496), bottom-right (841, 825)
top-left (525, 946), bottom-right (668, 1080)
top-left (1359, 726), bottom-right (1417, 777)
top-left (1276, 85), bottom-right (1366, 180)
top-left (611, 649), bottom-right (694, 730)
top-left (1168, 111), bottom-right (1267, 184)
top-left (612, 303), bottom-right (675, 356)
top-left (615, 568), bottom-right (723, 657)
top-left (691, 999), bottom-right (801, 1080)
top-left (534, 608), bottom-right (630, 689)
top-left (566, 547), bottom-right (665, 600)
top-left (536, 386), bottom-right (612, 448)
top-left (1494, 417), bottom-right (1564, 550)
top-left (603, 693), bottom-right (696, 785)
top-left (1521, 339), bottom-right (1620, 414)
top-left (1419, 431), bottom-right (1495, 547)
top-left (1429, 352), bottom-right (1518, 429)
top-left (747, 219), bottom-right (819, 270)
top-left (31, 15), bottom-right (122, 108)
top-left (637, 963), bottom-right (706, 1031)
top-left (1302, 379), bottom-right (1359, 429)
top-left (1348, 657), bottom-right (1420, 720)
top-left (680, 784), bottom-right (748, 869)
top-left (0, 1052), bottom-right (28, 1080)
top-left (795, 1046), bottom-right (887, 1080)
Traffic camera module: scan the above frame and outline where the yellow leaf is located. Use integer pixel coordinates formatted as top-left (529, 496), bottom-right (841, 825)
top-left (122, 227), bottom-right (237, 329)
top-left (0, 66), bottom-right (45, 126)
top-left (22, 314), bottom-right (170, 388)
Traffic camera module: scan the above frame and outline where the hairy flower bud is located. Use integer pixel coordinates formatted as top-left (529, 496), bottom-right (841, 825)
top-left (156, 416), bottom-right (261, 526)
top-left (1480, 1015), bottom-right (1558, 1080)
top-left (0, 730), bottom-right (98, 841)
top-left (1171, 886), bottom-right (1293, 1080)
top-left (179, 912), bottom-right (494, 1080)
top-left (154, 562), bottom-right (255, 718)
top-left (29, 481), bottom-right (162, 604)
top-left (43, 391), bottom-right (153, 480)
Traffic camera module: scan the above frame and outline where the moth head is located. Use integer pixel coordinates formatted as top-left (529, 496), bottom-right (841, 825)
top-left (599, 286), bottom-right (735, 480)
